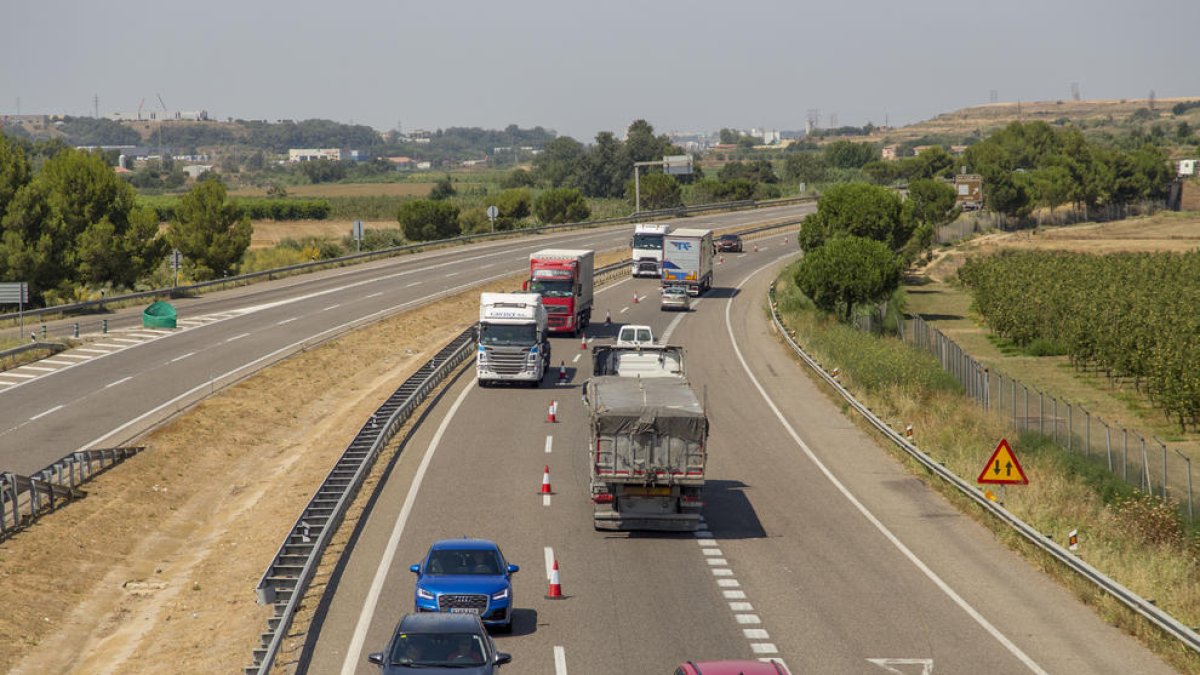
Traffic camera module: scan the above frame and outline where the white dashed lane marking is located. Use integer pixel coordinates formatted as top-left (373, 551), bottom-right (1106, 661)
top-left (105, 376), bottom-right (133, 388)
top-left (544, 436), bottom-right (553, 454)
top-left (30, 405), bottom-right (63, 421)
top-left (171, 352), bottom-right (195, 363)
top-left (277, 317), bottom-right (298, 325)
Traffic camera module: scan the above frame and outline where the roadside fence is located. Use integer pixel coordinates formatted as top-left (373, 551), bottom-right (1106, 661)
top-left (904, 315), bottom-right (1195, 521)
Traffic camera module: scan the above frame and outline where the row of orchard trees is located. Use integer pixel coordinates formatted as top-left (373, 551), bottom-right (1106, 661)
top-left (0, 133), bottom-right (252, 306)
top-left (959, 250), bottom-right (1200, 431)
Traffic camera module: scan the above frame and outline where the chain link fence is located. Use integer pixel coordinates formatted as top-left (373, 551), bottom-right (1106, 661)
top-left (905, 315), bottom-right (1195, 520)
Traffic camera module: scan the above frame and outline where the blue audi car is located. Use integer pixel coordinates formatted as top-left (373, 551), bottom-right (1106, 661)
top-left (410, 538), bottom-right (519, 632)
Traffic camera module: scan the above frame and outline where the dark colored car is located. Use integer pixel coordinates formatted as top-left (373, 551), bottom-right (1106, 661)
top-left (411, 538), bottom-right (519, 632)
top-left (716, 234), bottom-right (743, 252)
top-left (674, 660), bottom-right (789, 675)
top-left (368, 612), bottom-right (512, 674)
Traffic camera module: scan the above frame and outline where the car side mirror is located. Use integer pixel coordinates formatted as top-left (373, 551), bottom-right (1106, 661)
top-left (495, 653), bottom-right (513, 665)
top-left (507, 564), bottom-right (519, 574)
top-left (410, 564), bottom-right (421, 574)
top-left (368, 652), bottom-right (384, 665)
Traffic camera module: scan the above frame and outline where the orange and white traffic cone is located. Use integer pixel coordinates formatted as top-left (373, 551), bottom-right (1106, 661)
top-left (546, 402), bottom-right (557, 423)
top-left (579, 332), bottom-right (587, 350)
top-left (754, 243), bottom-right (760, 252)
top-left (545, 559), bottom-right (564, 599)
top-left (718, 255), bottom-right (724, 265)
top-left (540, 465), bottom-right (554, 495)
top-left (558, 362), bottom-right (567, 383)
top-left (632, 291), bottom-right (639, 304)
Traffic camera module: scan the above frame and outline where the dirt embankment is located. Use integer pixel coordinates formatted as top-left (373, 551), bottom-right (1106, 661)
top-left (0, 246), bottom-right (636, 674)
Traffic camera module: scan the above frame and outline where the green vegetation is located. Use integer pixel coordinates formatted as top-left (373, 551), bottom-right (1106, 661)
top-left (166, 179), bottom-right (253, 280)
top-left (0, 137), bottom-right (166, 304)
top-left (773, 268), bottom-right (1200, 672)
top-left (795, 236), bottom-right (902, 321)
top-left (963, 121), bottom-right (1173, 219)
top-left (534, 120), bottom-right (686, 199)
top-left (533, 188), bottom-right (590, 224)
top-left (398, 199), bottom-right (460, 241)
top-left (959, 250), bottom-right (1200, 432)
top-left (139, 195), bottom-right (331, 221)
top-left (798, 183), bottom-right (913, 253)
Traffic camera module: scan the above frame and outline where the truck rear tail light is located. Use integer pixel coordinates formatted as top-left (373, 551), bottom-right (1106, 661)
top-left (592, 494), bottom-right (614, 504)
top-left (681, 495), bottom-right (702, 504)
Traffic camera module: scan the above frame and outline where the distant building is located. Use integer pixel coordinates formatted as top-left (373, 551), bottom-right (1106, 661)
top-left (385, 156), bottom-right (415, 168)
top-left (954, 174), bottom-right (983, 210)
top-left (460, 158), bottom-right (488, 167)
top-left (881, 145), bottom-right (899, 161)
top-left (288, 148), bottom-right (342, 162)
top-left (950, 145), bottom-right (969, 156)
top-left (912, 145), bottom-right (938, 156)
top-left (1177, 159), bottom-right (1197, 177)
top-left (182, 165), bottom-right (213, 179)
top-left (416, 161), bottom-right (432, 170)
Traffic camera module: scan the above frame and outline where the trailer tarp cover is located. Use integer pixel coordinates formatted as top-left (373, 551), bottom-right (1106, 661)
top-left (587, 376), bottom-right (706, 441)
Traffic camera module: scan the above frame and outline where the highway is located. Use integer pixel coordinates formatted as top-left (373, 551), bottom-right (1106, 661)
top-left (300, 232), bottom-right (1175, 674)
top-left (0, 205), bottom-right (810, 475)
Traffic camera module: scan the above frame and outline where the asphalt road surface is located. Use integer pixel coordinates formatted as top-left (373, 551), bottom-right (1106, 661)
top-left (0, 204), bottom-right (810, 475)
top-left (301, 233), bottom-right (1175, 675)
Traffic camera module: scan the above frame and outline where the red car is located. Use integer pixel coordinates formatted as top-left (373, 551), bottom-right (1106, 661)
top-left (674, 661), bottom-right (789, 675)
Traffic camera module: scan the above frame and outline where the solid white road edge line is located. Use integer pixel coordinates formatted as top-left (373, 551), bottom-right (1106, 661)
top-left (339, 383), bottom-right (474, 675)
top-left (725, 257), bottom-right (1050, 675)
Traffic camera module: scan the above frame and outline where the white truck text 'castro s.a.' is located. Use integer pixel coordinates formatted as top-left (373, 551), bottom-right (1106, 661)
top-left (583, 344), bottom-right (707, 531)
top-left (476, 292), bottom-right (550, 387)
top-left (630, 223), bottom-right (671, 278)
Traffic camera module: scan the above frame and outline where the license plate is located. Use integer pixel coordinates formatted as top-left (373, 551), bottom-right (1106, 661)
top-left (449, 608), bottom-right (481, 614)
top-left (624, 486), bottom-right (671, 497)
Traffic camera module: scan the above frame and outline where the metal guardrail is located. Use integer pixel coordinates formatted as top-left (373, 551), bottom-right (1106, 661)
top-left (1, 341), bottom-right (66, 367)
top-left (0, 197), bottom-right (815, 325)
top-left (246, 328), bottom-right (477, 674)
top-left (0, 447), bottom-right (145, 541)
top-left (766, 282), bottom-right (1200, 655)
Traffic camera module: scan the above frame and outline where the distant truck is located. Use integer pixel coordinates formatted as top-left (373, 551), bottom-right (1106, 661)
top-left (526, 249), bottom-right (594, 336)
top-left (630, 223), bottom-right (671, 277)
top-left (662, 228), bottom-right (714, 296)
top-left (584, 344), bottom-right (706, 531)
top-left (476, 292), bottom-right (550, 387)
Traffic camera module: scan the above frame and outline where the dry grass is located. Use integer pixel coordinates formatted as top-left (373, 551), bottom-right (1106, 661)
top-left (774, 272), bottom-right (1200, 673)
top-left (909, 214), bottom-right (1200, 455)
top-left (248, 219), bottom-right (397, 249)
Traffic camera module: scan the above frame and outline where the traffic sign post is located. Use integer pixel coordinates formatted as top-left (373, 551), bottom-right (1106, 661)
top-left (169, 249), bottom-right (183, 287)
top-left (352, 220), bottom-right (364, 252)
top-left (0, 282), bottom-right (30, 338)
top-left (486, 205), bottom-right (499, 233)
top-left (977, 438), bottom-right (1029, 504)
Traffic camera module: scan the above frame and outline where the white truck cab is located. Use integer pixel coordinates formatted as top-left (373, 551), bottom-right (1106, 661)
top-left (477, 292), bottom-right (550, 387)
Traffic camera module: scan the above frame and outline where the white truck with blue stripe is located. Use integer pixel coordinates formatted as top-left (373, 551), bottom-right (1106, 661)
top-left (661, 228), bottom-right (714, 296)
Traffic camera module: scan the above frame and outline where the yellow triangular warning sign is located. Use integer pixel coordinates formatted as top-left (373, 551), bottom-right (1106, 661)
top-left (977, 438), bottom-right (1029, 485)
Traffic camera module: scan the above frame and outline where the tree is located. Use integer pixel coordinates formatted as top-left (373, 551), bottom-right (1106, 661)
top-left (629, 172), bottom-right (682, 210)
top-left (783, 152), bottom-right (827, 184)
top-left (166, 179), bottom-right (252, 280)
top-left (719, 128), bottom-right (739, 145)
top-left (534, 188), bottom-right (590, 224)
top-left (533, 136), bottom-right (586, 187)
top-left (719, 160), bottom-right (778, 184)
top-left (429, 174), bottom-right (456, 200)
top-left (576, 131), bottom-right (627, 198)
top-left (299, 159), bottom-right (346, 184)
top-left (0, 133), bottom-right (31, 220)
top-left (0, 147), bottom-right (165, 298)
top-left (794, 236), bottom-right (902, 321)
top-left (397, 199), bottom-right (460, 241)
top-left (799, 183), bottom-right (911, 253)
top-left (902, 179), bottom-right (958, 228)
top-left (1029, 165), bottom-right (1073, 216)
top-left (500, 168), bottom-right (536, 189)
top-left (493, 188), bottom-right (532, 229)
top-left (823, 141), bottom-right (879, 169)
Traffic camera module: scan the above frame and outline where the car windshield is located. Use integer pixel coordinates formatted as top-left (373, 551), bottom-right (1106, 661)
top-left (633, 233), bottom-right (664, 248)
top-left (528, 279), bottom-right (574, 298)
top-left (720, 235), bottom-right (739, 242)
top-left (426, 548), bottom-right (502, 575)
top-left (479, 323), bottom-right (536, 346)
top-left (389, 632), bottom-right (487, 667)
top-left (664, 287), bottom-right (686, 296)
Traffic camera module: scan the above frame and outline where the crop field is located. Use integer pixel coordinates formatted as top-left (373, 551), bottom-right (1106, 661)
top-left (907, 213), bottom-right (1200, 457)
top-left (231, 182), bottom-right (438, 198)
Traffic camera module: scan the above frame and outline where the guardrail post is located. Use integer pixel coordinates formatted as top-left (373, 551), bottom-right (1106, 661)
top-left (40, 324), bottom-right (47, 339)
top-left (102, 319), bottom-right (108, 334)
top-left (73, 322), bottom-right (79, 338)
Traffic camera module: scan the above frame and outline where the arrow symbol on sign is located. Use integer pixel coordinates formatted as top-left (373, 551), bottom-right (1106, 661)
top-left (993, 460), bottom-right (1001, 475)
top-left (1005, 461), bottom-right (1013, 476)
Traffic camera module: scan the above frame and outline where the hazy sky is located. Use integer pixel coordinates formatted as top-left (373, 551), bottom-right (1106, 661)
top-left (4, 0), bottom-right (1199, 141)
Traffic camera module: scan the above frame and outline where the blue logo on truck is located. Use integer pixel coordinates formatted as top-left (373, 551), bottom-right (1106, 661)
top-left (669, 241), bottom-right (693, 251)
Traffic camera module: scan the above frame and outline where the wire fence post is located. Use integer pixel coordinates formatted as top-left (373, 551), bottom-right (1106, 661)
top-left (1084, 408), bottom-right (1090, 456)
top-left (1106, 424), bottom-right (1113, 472)
top-left (1160, 440), bottom-right (1168, 500)
top-left (1023, 385), bottom-right (1029, 433)
top-left (1039, 391), bottom-right (1044, 435)
top-left (1141, 438), bottom-right (1150, 493)
top-left (1123, 428), bottom-right (1129, 481)
top-left (1067, 404), bottom-right (1073, 452)
top-left (1054, 398), bottom-right (1059, 444)
top-left (1011, 378), bottom-right (1017, 428)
